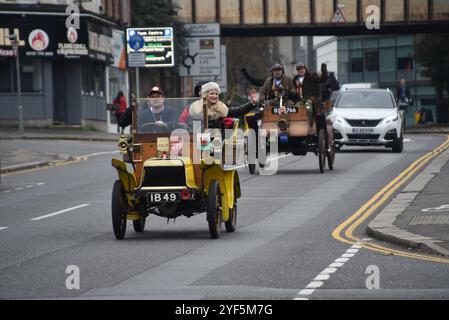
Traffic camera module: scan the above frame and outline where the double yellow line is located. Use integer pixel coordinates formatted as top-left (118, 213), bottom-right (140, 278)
top-left (332, 135), bottom-right (449, 264)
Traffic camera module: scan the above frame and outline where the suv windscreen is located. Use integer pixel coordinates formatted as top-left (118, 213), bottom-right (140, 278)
top-left (335, 91), bottom-right (395, 109)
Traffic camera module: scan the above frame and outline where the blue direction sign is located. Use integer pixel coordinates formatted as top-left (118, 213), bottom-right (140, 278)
top-left (126, 27), bottom-right (174, 68)
top-left (128, 31), bottom-right (145, 51)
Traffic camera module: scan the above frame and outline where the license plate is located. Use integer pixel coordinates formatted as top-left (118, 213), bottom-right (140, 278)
top-left (147, 192), bottom-right (181, 203)
top-left (352, 128), bottom-right (374, 134)
top-left (280, 134), bottom-right (289, 143)
top-left (272, 107), bottom-right (298, 114)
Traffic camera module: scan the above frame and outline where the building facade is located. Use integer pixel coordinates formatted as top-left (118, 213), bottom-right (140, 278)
top-left (0, 0), bottom-right (130, 132)
top-left (315, 34), bottom-right (439, 126)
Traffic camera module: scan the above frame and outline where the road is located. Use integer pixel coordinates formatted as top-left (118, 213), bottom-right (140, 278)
top-left (0, 135), bottom-right (449, 300)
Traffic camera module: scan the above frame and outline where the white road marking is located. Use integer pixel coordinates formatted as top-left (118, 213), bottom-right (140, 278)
top-left (0, 227), bottom-right (8, 231)
top-left (329, 262), bottom-right (344, 268)
top-left (30, 204), bottom-right (90, 221)
top-left (233, 154), bottom-right (292, 170)
top-left (404, 138), bottom-right (414, 143)
top-left (0, 182), bottom-right (45, 195)
top-left (84, 151), bottom-right (119, 158)
top-left (307, 281), bottom-right (324, 289)
top-left (295, 242), bottom-right (365, 300)
top-left (314, 274), bottom-right (330, 281)
top-left (321, 268), bottom-right (338, 275)
top-left (299, 289), bottom-right (315, 295)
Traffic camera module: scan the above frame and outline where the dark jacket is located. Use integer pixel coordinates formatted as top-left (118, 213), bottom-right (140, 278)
top-left (293, 65), bottom-right (329, 100)
top-left (228, 101), bottom-right (259, 118)
top-left (320, 72), bottom-right (340, 101)
top-left (208, 101), bottom-right (259, 129)
top-left (396, 85), bottom-right (413, 105)
top-left (118, 105), bottom-right (132, 128)
top-left (241, 68), bottom-right (266, 87)
top-left (260, 75), bottom-right (295, 102)
top-left (138, 105), bottom-right (178, 132)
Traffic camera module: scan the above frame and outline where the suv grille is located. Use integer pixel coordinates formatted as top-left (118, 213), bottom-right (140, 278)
top-left (347, 134), bottom-right (380, 140)
top-left (345, 119), bottom-right (382, 127)
top-left (142, 166), bottom-right (186, 187)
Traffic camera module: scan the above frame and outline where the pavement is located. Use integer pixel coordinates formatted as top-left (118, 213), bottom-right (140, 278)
top-left (0, 127), bottom-right (119, 142)
top-left (368, 137), bottom-right (449, 257)
top-left (0, 127), bottom-right (120, 174)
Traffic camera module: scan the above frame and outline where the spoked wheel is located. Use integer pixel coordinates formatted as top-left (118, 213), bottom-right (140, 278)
top-left (112, 180), bottom-right (128, 240)
top-left (207, 180), bottom-right (222, 239)
top-left (133, 216), bottom-right (146, 233)
top-left (225, 193), bottom-right (237, 233)
top-left (318, 129), bottom-right (327, 173)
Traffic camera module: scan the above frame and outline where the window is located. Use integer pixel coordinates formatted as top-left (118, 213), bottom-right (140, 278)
top-left (365, 51), bottom-right (379, 71)
top-left (0, 58), bottom-right (13, 93)
top-left (0, 58), bottom-right (43, 93)
top-left (82, 59), bottom-right (105, 96)
top-left (351, 58), bottom-right (363, 73)
top-left (398, 57), bottom-right (414, 71)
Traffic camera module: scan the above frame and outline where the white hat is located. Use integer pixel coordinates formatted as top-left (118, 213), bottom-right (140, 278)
top-left (201, 82), bottom-right (221, 97)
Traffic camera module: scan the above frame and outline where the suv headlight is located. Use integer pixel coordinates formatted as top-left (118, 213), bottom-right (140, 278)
top-left (384, 115), bottom-right (399, 124)
top-left (335, 116), bottom-right (346, 124)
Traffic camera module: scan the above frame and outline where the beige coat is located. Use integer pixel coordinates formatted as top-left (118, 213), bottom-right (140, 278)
top-left (189, 99), bottom-right (229, 120)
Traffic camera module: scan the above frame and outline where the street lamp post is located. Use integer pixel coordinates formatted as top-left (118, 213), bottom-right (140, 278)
top-left (8, 34), bottom-right (24, 134)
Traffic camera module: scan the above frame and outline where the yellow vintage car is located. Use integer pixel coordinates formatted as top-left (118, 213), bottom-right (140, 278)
top-left (111, 96), bottom-right (243, 240)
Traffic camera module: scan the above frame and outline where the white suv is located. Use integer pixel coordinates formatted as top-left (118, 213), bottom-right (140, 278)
top-left (331, 89), bottom-right (404, 153)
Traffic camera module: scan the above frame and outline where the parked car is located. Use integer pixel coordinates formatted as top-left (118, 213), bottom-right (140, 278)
top-left (331, 88), bottom-right (404, 153)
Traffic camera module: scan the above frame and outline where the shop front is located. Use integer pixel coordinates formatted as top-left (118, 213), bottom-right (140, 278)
top-left (0, 11), bottom-right (118, 129)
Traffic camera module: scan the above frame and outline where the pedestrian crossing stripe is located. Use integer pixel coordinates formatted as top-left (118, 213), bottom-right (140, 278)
top-left (331, 9), bottom-right (346, 23)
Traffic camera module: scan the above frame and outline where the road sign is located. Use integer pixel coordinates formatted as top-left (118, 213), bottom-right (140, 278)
top-left (331, 9), bottom-right (346, 23)
top-left (179, 23), bottom-right (221, 76)
top-left (126, 27), bottom-right (174, 68)
top-left (193, 45), bottom-right (228, 93)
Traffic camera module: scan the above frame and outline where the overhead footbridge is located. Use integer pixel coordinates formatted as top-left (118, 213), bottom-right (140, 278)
top-left (174, 0), bottom-right (449, 36)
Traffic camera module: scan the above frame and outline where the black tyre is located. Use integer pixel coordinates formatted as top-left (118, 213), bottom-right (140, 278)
top-left (225, 193), bottom-right (237, 233)
top-left (248, 164), bottom-right (256, 174)
top-left (207, 180), bottom-right (222, 239)
top-left (392, 132), bottom-right (404, 153)
top-left (133, 216), bottom-right (146, 233)
top-left (318, 129), bottom-right (326, 173)
top-left (112, 180), bottom-right (127, 240)
top-left (246, 135), bottom-right (256, 175)
top-left (258, 135), bottom-right (268, 169)
top-left (327, 145), bottom-right (335, 171)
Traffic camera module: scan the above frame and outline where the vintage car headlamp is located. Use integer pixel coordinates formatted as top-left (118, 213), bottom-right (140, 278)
top-left (277, 117), bottom-right (289, 131)
top-left (118, 135), bottom-right (129, 154)
top-left (305, 100), bottom-right (312, 110)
